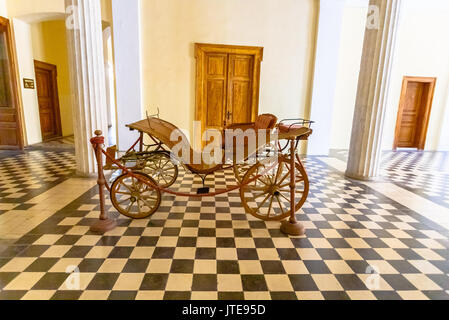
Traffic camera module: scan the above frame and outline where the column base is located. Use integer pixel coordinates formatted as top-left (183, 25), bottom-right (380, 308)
top-left (90, 218), bottom-right (117, 233)
top-left (345, 171), bottom-right (381, 181)
top-left (280, 220), bottom-right (305, 236)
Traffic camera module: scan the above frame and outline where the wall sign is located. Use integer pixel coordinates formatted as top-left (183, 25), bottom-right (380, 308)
top-left (23, 78), bottom-right (35, 89)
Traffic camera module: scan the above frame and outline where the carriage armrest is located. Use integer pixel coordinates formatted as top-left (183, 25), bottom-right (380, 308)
top-left (104, 145), bottom-right (117, 170)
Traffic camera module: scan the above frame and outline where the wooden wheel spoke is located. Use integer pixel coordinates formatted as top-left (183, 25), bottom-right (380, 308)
top-left (136, 199), bottom-right (142, 215)
top-left (115, 191), bottom-right (131, 196)
top-left (118, 197), bottom-right (131, 205)
top-left (277, 172), bottom-right (290, 187)
top-left (160, 159), bottom-right (171, 168)
top-left (274, 162), bottom-right (284, 184)
top-left (267, 196), bottom-right (274, 217)
top-left (161, 175), bottom-right (169, 185)
top-left (252, 190), bottom-right (270, 199)
top-left (243, 185), bottom-right (266, 192)
top-left (140, 198), bottom-right (156, 208)
top-left (278, 192), bottom-right (290, 202)
top-left (257, 176), bottom-right (270, 186)
top-left (121, 183), bottom-right (134, 193)
top-left (125, 202), bottom-right (133, 213)
top-left (256, 193), bottom-right (271, 210)
top-left (276, 195), bottom-right (286, 215)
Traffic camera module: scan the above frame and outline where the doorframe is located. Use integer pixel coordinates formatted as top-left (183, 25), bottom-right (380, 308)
top-left (194, 43), bottom-right (264, 135)
top-left (34, 60), bottom-right (63, 140)
top-left (393, 76), bottom-right (437, 150)
top-left (0, 16), bottom-right (25, 149)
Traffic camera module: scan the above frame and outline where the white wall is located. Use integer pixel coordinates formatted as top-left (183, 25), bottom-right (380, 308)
top-left (140, 0), bottom-right (317, 138)
top-left (330, 2), bottom-right (367, 150)
top-left (382, 0), bottom-right (449, 151)
top-left (308, 0), bottom-right (345, 155)
top-left (12, 19), bottom-right (42, 145)
top-left (331, 0), bottom-right (449, 151)
top-left (0, 0), bottom-right (7, 16)
top-left (112, 0), bottom-right (143, 151)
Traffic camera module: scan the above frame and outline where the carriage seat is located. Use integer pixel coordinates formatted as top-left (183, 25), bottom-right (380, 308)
top-left (225, 113), bottom-right (278, 132)
top-left (222, 114), bottom-right (278, 150)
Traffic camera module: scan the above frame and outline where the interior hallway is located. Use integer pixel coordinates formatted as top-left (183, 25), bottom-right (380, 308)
top-left (1, 148), bottom-right (449, 300)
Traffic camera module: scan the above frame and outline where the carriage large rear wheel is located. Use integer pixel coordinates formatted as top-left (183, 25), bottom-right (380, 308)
top-left (240, 155), bottom-right (309, 221)
top-left (110, 172), bottom-right (161, 219)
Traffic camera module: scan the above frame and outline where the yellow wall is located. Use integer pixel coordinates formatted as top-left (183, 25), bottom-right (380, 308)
top-left (140, 0), bottom-right (318, 136)
top-left (31, 20), bottom-right (73, 136)
top-left (6, 0), bottom-right (65, 19)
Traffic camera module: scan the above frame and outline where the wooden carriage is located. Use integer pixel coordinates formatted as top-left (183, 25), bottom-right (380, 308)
top-left (91, 114), bottom-right (313, 235)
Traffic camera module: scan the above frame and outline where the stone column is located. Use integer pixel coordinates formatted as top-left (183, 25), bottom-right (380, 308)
top-left (66, 0), bottom-right (109, 176)
top-left (346, 0), bottom-right (401, 180)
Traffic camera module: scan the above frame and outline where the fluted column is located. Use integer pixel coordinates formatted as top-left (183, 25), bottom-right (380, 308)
top-left (66, 0), bottom-right (109, 176)
top-left (346, 0), bottom-right (401, 180)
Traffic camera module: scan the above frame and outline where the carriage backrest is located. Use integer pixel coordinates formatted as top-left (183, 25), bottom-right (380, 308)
top-left (255, 114), bottom-right (278, 130)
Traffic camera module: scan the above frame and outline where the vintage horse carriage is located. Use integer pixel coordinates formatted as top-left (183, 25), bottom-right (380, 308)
top-left (90, 113), bottom-right (313, 235)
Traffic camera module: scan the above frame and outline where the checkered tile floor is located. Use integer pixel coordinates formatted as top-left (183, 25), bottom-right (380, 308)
top-left (1, 150), bottom-right (449, 300)
top-left (332, 150), bottom-right (449, 208)
top-left (0, 150), bottom-right (76, 215)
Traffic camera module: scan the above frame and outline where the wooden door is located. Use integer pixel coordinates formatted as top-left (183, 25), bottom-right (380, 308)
top-left (393, 76), bottom-right (436, 150)
top-left (34, 60), bottom-right (62, 141)
top-left (195, 43), bottom-right (263, 139)
top-left (0, 17), bottom-right (23, 149)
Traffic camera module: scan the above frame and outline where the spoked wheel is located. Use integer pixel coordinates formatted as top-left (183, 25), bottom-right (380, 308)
top-left (233, 153), bottom-right (272, 184)
top-left (233, 162), bottom-right (255, 184)
top-left (110, 172), bottom-right (161, 219)
top-left (142, 152), bottom-right (178, 188)
top-left (240, 155), bottom-right (309, 221)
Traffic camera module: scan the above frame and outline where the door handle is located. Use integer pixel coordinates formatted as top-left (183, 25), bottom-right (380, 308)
top-left (227, 111), bottom-right (232, 120)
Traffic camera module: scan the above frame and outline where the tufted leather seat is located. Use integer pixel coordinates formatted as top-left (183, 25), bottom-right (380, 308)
top-left (254, 114), bottom-right (278, 130)
top-left (222, 114), bottom-right (278, 151)
top-left (225, 114), bottom-right (278, 132)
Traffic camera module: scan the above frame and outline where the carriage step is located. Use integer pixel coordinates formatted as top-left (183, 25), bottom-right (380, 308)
top-left (197, 187), bottom-right (210, 195)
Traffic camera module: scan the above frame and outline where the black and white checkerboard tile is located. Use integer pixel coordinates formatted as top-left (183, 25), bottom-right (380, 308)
top-left (331, 150), bottom-right (449, 208)
top-left (0, 150), bottom-right (76, 214)
top-left (1, 152), bottom-right (449, 300)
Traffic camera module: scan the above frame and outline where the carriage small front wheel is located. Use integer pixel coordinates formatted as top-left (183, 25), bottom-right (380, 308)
top-left (240, 155), bottom-right (309, 221)
top-left (142, 151), bottom-right (178, 188)
top-left (110, 172), bottom-right (161, 219)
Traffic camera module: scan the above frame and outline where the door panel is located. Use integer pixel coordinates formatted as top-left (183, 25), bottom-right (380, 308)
top-left (0, 18), bottom-right (22, 149)
top-left (397, 82), bottom-right (422, 147)
top-left (203, 53), bottom-right (227, 131)
top-left (227, 54), bottom-right (254, 125)
top-left (394, 77), bottom-right (436, 150)
top-left (35, 61), bottom-right (62, 141)
top-left (229, 81), bottom-right (251, 124)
